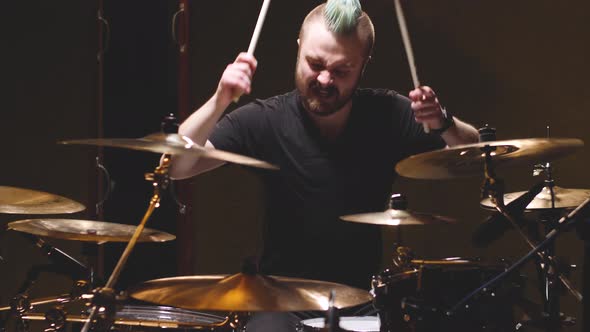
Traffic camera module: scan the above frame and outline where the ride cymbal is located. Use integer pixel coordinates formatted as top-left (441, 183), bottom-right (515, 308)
top-left (8, 219), bottom-right (175, 243)
top-left (129, 274), bottom-right (371, 312)
top-left (395, 138), bottom-right (583, 179)
top-left (0, 186), bottom-right (85, 214)
top-left (60, 133), bottom-right (278, 170)
top-left (481, 186), bottom-right (590, 210)
top-left (340, 209), bottom-right (455, 226)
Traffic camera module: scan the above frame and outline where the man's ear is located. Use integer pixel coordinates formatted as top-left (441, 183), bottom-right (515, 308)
top-left (361, 56), bottom-right (372, 76)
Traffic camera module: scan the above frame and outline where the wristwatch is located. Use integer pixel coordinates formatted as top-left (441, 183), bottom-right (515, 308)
top-left (429, 107), bottom-right (455, 135)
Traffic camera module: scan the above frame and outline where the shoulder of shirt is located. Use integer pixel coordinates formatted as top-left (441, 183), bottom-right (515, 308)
top-left (354, 88), bottom-right (411, 108)
top-left (235, 91), bottom-right (295, 112)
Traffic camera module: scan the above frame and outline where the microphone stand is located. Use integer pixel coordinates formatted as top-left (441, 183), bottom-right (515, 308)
top-left (80, 155), bottom-right (171, 332)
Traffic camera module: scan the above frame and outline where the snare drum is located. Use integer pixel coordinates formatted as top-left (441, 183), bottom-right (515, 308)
top-left (21, 305), bottom-right (229, 331)
top-left (298, 316), bottom-right (380, 332)
top-left (372, 259), bottom-right (521, 332)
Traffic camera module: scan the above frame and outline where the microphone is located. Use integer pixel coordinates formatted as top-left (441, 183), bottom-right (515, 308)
top-left (472, 180), bottom-right (545, 247)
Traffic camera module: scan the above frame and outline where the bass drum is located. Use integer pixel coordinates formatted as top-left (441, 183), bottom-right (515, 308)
top-left (372, 259), bottom-right (523, 332)
top-left (21, 304), bottom-right (229, 331)
top-left (297, 316), bottom-right (380, 332)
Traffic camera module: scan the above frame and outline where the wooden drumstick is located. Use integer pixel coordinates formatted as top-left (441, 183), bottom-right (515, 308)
top-left (394, 0), bottom-right (430, 133)
top-left (234, 0), bottom-right (272, 102)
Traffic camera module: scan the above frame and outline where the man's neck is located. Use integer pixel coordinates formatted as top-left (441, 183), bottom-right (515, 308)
top-left (308, 101), bottom-right (353, 141)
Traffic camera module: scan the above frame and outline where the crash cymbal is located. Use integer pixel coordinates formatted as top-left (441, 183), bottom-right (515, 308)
top-left (481, 186), bottom-right (590, 210)
top-left (60, 133), bottom-right (278, 170)
top-left (7, 219), bottom-right (175, 243)
top-left (395, 138), bottom-right (583, 179)
top-left (340, 209), bottom-right (455, 226)
top-left (129, 274), bottom-right (372, 312)
top-left (0, 186), bottom-right (85, 214)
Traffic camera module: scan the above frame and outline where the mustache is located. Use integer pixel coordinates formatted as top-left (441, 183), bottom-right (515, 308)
top-left (309, 82), bottom-right (338, 95)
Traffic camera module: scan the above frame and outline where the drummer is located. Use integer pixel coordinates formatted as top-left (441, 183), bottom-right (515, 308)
top-left (171, 0), bottom-right (478, 330)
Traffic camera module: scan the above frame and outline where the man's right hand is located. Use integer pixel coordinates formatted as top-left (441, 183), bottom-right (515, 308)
top-left (216, 52), bottom-right (258, 105)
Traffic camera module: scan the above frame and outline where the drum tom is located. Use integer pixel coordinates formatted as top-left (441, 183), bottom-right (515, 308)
top-left (372, 258), bottom-right (522, 332)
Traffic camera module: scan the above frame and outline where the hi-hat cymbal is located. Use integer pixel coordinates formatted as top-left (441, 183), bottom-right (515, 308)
top-left (340, 209), bottom-right (455, 226)
top-left (8, 219), bottom-right (175, 243)
top-left (60, 133), bottom-right (278, 170)
top-left (481, 186), bottom-right (590, 210)
top-left (395, 138), bottom-right (583, 179)
top-left (129, 274), bottom-right (371, 312)
top-left (0, 186), bottom-right (85, 214)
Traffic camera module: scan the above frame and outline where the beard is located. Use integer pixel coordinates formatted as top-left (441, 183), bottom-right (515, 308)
top-left (295, 69), bottom-right (358, 117)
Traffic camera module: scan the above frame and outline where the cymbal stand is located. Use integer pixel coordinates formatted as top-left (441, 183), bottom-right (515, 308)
top-left (447, 145), bottom-right (584, 330)
top-left (80, 155), bottom-right (172, 332)
top-left (529, 162), bottom-right (578, 330)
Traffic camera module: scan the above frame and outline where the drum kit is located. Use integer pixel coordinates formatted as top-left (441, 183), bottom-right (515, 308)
top-left (0, 125), bottom-right (588, 332)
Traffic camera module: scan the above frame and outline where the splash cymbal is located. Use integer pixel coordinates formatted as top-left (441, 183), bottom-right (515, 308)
top-left (340, 209), bottom-right (455, 226)
top-left (60, 133), bottom-right (278, 170)
top-left (0, 186), bottom-right (85, 214)
top-left (395, 138), bottom-right (583, 179)
top-left (481, 186), bottom-right (590, 210)
top-left (129, 274), bottom-right (371, 312)
top-left (7, 219), bottom-right (175, 243)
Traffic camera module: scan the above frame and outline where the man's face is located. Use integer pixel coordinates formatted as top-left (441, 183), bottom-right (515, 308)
top-left (295, 20), bottom-right (366, 117)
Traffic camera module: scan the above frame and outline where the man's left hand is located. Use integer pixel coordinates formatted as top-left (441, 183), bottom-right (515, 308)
top-left (409, 86), bottom-right (446, 130)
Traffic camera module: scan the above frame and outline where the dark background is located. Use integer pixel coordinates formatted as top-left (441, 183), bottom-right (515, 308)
top-left (1, 0), bottom-right (589, 331)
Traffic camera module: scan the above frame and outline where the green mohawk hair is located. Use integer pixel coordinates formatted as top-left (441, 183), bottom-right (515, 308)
top-left (324, 0), bottom-right (362, 34)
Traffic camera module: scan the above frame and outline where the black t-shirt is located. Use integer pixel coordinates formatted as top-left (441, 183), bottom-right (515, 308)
top-left (209, 88), bottom-right (445, 288)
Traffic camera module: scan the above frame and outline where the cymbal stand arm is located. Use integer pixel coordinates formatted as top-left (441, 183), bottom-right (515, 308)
top-left (80, 155), bottom-right (171, 332)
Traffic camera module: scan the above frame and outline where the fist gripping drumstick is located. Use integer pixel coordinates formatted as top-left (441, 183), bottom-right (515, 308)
top-left (394, 0), bottom-right (430, 133)
top-left (233, 0), bottom-right (272, 102)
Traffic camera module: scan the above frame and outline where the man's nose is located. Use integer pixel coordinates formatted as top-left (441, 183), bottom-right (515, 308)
top-left (316, 70), bottom-right (333, 86)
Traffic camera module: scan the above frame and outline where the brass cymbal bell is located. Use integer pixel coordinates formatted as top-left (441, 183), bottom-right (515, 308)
top-left (0, 186), bottom-right (85, 215)
top-left (395, 138), bottom-right (583, 179)
top-left (59, 133), bottom-right (278, 170)
top-left (480, 186), bottom-right (590, 210)
top-left (8, 219), bottom-right (176, 243)
top-left (129, 274), bottom-right (372, 312)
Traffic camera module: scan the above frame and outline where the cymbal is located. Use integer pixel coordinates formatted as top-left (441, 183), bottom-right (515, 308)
top-left (7, 219), bottom-right (176, 243)
top-left (340, 209), bottom-right (455, 226)
top-left (395, 138), bottom-right (583, 179)
top-left (59, 133), bottom-right (278, 170)
top-left (129, 274), bottom-right (372, 312)
top-left (0, 186), bottom-right (85, 214)
top-left (481, 186), bottom-right (590, 210)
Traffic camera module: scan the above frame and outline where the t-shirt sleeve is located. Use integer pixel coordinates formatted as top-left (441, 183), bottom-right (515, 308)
top-left (208, 101), bottom-right (268, 160)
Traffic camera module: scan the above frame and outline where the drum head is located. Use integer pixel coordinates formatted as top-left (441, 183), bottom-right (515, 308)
top-left (301, 316), bottom-right (380, 332)
top-left (21, 305), bottom-right (228, 330)
top-left (115, 305), bottom-right (227, 328)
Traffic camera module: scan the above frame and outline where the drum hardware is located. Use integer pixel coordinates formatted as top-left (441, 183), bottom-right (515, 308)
top-left (94, 156), bottom-right (112, 216)
top-left (371, 254), bottom-right (519, 332)
top-left (78, 154), bottom-right (174, 332)
top-left (340, 194), bottom-right (455, 226)
top-left (473, 148), bottom-right (582, 329)
top-left (448, 198), bottom-right (590, 325)
top-left (0, 186), bottom-right (85, 215)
